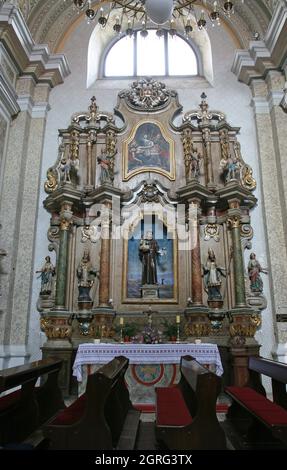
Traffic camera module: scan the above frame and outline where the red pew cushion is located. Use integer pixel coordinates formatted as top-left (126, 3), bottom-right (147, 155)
top-left (226, 386), bottom-right (287, 426)
top-left (156, 387), bottom-right (192, 427)
top-left (50, 394), bottom-right (87, 426)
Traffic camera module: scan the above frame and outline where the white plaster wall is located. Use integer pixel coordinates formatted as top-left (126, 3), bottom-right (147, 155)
top-left (28, 20), bottom-right (275, 364)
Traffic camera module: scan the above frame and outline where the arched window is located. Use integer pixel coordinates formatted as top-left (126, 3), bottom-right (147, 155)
top-left (104, 30), bottom-right (198, 78)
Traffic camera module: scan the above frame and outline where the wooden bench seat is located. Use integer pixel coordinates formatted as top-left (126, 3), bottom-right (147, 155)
top-left (225, 356), bottom-right (287, 447)
top-left (43, 355), bottom-right (140, 450)
top-left (0, 357), bottom-right (65, 446)
top-left (155, 355), bottom-right (226, 450)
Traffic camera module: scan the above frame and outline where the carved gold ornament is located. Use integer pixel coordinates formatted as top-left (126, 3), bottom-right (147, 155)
top-left (69, 130), bottom-right (80, 161)
top-left (60, 219), bottom-right (71, 231)
top-left (40, 317), bottom-right (72, 340)
top-left (228, 216), bottom-right (241, 229)
top-left (242, 165), bottom-right (257, 191)
top-left (229, 313), bottom-right (261, 338)
top-left (185, 323), bottom-right (211, 337)
top-left (250, 313), bottom-right (262, 328)
top-left (44, 168), bottom-right (58, 193)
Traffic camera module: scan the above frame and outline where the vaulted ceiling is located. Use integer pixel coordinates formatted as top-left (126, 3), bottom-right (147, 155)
top-left (9, 1), bottom-right (280, 51)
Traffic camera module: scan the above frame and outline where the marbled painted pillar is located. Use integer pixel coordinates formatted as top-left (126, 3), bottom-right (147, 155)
top-left (98, 204), bottom-right (111, 307)
top-left (228, 203), bottom-right (246, 307)
top-left (55, 203), bottom-right (73, 309)
top-left (189, 199), bottom-right (203, 305)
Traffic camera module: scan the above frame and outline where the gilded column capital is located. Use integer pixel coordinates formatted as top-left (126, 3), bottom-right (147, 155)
top-left (60, 219), bottom-right (72, 231)
top-left (228, 215), bottom-right (241, 229)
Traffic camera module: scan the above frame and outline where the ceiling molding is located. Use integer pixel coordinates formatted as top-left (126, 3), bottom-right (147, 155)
top-left (18, 0), bottom-right (273, 53)
top-left (0, 4), bottom-right (70, 87)
top-left (232, 0), bottom-right (287, 84)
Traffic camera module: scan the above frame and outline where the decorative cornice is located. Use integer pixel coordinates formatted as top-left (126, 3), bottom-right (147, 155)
top-left (17, 94), bottom-right (34, 114)
top-left (0, 65), bottom-right (20, 116)
top-left (31, 102), bottom-right (51, 118)
top-left (16, 92), bottom-right (51, 118)
top-left (0, 4), bottom-right (70, 87)
top-left (232, 0), bottom-right (287, 85)
top-left (267, 90), bottom-right (284, 108)
top-left (251, 96), bottom-right (270, 115)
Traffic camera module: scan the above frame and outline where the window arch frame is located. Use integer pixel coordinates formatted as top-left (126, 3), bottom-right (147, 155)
top-left (100, 29), bottom-right (203, 79)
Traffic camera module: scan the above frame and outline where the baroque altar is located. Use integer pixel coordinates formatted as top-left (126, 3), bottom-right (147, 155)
top-left (38, 79), bottom-right (267, 395)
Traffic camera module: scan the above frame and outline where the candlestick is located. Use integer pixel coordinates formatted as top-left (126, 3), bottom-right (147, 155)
top-left (120, 317), bottom-right (124, 325)
top-left (176, 315), bottom-right (180, 324)
top-left (148, 313), bottom-right (152, 326)
top-left (176, 323), bottom-right (180, 343)
top-left (120, 326), bottom-right (123, 343)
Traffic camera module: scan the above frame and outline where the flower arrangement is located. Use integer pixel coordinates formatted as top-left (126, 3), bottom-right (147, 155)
top-left (132, 324), bottom-right (163, 344)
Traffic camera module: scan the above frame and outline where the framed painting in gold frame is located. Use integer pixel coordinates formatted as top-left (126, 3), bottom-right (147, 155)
top-left (122, 213), bottom-right (178, 304)
top-left (123, 119), bottom-right (175, 181)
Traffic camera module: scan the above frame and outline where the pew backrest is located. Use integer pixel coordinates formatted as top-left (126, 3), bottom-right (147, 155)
top-left (0, 357), bottom-right (63, 393)
top-left (0, 357), bottom-right (64, 445)
top-left (179, 355), bottom-right (222, 418)
top-left (248, 356), bottom-right (287, 410)
top-left (155, 354), bottom-right (226, 450)
top-left (43, 355), bottom-right (140, 450)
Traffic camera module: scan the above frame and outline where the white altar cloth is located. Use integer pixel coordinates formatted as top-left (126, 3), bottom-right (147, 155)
top-left (73, 342), bottom-right (223, 381)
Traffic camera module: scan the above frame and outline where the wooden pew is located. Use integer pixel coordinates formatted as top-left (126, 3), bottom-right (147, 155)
top-left (0, 358), bottom-right (65, 446)
top-left (155, 355), bottom-right (226, 450)
top-left (43, 355), bottom-right (141, 450)
top-left (225, 356), bottom-right (287, 447)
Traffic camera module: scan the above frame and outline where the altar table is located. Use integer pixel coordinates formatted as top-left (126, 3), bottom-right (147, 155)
top-left (73, 343), bottom-right (223, 408)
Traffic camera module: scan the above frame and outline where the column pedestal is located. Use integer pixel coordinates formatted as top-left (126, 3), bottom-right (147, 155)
top-left (184, 306), bottom-right (210, 337)
top-left (229, 344), bottom-right (261, 387)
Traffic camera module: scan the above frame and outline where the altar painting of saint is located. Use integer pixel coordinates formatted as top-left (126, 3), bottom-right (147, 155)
top-left (123, 217), bottom-right (177, 302)
top-left (123, 120), bottom-right (175, 181)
